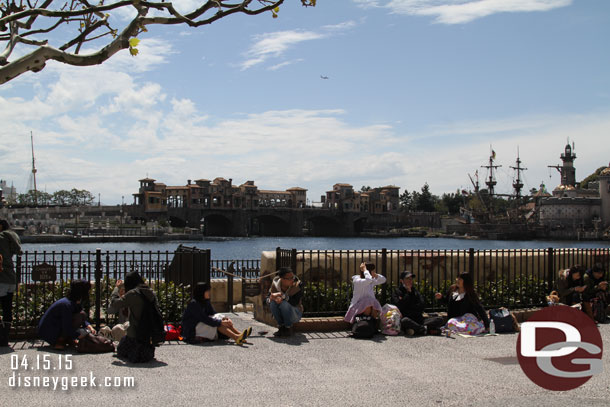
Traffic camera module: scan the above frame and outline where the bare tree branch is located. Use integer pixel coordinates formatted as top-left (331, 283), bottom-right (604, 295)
top-left (0, 0), bottom-right (303, 85)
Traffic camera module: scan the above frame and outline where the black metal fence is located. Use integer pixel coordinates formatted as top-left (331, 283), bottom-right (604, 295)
top-left (275, 247), bottom-right (610, 317)
top-left (11, 249), bottom-right (260, 337)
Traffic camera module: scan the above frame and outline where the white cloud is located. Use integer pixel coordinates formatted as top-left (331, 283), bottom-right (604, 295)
top-left (268, 59), bottom-right (305, 71)
top-left (322, 21), bottom-right (358, 31)
top-left (240, 30), bottom-right (324, 70)
top-left (374, 0), bottom-right (572, 24)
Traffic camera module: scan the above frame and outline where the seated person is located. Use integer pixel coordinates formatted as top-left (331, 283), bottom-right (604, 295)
top-left (182, 282), bottom-right (251, 345)
top-left (110, 271), bottom-right (162, 363)
top-left (583, 264), bottom-right (609, 321)
top-left (556, 265), bottom-right (587, 307)
top-left (105, 279), bottom-right (130, 342)
top-left (391, 271), bottom-right (443, 335)
top-left (266, 267), bottom-right (304, 337)
top-left (435, 272), bottom-right (489, 335)
top-left (344, 262), bottom-right (386, 324)
top-left (37, 280), bottom-right (96, 349)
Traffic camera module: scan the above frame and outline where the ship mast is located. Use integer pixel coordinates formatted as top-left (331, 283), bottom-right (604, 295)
top-left (481, 146), bottom-right (501, 197)
top-left (31, 131), bottom-right (38, 205)
top-left (510, 148), bottom-right (527, 199)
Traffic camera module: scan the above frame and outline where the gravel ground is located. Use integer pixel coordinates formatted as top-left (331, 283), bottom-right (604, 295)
top-left (1, 313), bottom-right (609, 407)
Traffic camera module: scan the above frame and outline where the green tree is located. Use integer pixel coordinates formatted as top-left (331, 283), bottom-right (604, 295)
top-left (69, 189), bottom-right (95, 206)
top-left (414, 183), bottom-right (437, 212)
top-left (17, 190), bottom-right (51, 205)
top-left (0, 1), bottom-right (317, 85)
top-left (436, 191), bottom-right (463, 215)
top-left (399, 190), bottom-right (414, 211)
top-left (52, 190), bottom-right (72, 206)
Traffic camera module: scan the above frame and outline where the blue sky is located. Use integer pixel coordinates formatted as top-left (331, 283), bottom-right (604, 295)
top-left (1, 0), bottom-right (609, 205)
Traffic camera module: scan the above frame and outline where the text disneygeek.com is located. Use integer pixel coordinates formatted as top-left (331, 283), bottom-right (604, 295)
top-left (8, 354), bottom-right (135, 391)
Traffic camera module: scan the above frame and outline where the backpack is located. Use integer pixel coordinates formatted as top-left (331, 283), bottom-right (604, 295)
top-left (591, 297), bottom-right (607, 323)
top-left (77, 333), bottom-right (115, 354)
top-left (488, 308), bottom-right (515, 333)
top-left (351, 314), bottom-right (378, 339)
top-left (136, 291), bottom-right (166, 346)
top-left (164, 324), bottom-right (181, 341)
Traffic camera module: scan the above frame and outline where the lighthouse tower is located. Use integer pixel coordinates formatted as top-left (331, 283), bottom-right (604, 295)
top-left (559, 142), bottom-right (577, 187)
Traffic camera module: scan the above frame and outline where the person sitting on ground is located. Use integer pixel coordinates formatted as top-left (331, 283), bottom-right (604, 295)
top-left (556, 265), bottom-right (588, 307)
top-left (110, 271), bottom-right (162, 363)
top-left (391, 271), bottom-right (443, 336)
top-left (434, 272), bottom-right (489, 335)
top-left (344, 262), bottom-right (386, 324)
top-left (182, 282), bottom-right (251, 345)
top-left (37, 279), bottom-right (96, 349)
top-left (0, 219), bottom-right (22, 347)
top-left (104, 279), bottom-right (130, 342)
top-left (266, 267), bottom-right (304, 337)
top-left (583, 264), bottom-right (609, 320)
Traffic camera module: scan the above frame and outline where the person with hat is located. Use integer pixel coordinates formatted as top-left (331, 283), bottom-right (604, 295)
top-left (391, 271), bottom-right (443, 335)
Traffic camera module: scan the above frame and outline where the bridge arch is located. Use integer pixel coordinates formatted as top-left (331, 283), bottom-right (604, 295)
top-left (202, 213), bottom-right (233, 236)
top-left (250, 215), bottom-right (290, 236)
top-left (305, 215), bottom-right (343, 236)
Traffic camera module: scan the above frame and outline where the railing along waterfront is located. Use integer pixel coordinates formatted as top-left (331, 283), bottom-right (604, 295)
top-left (275, 247), bottom-right (610, 317)
top-left (12, 250), bottom-right (260, 336)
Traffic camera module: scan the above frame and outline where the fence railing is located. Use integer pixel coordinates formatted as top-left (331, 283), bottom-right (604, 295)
top-left (274, 247), bottom-right (610, 317)
top-left (11, 249), bottom-right (260, 337)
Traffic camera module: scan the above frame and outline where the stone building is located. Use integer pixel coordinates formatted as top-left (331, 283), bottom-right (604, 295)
top-left (322, 183), bottom-right (400, 213)
top-left (538, 143), bottom-right (610, 233)
top-left (133, 177), bottom-right (307, 214)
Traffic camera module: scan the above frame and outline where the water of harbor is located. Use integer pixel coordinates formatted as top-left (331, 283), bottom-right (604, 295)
top-left (20, 237), bottom-right (610, 260)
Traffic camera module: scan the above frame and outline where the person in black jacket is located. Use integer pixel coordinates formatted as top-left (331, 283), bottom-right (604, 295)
top-left (391, 271), bottom-right (443, 335)
top-left (181, 282), bottom-right (251, 345)
top-left (435, 272), bottom-right (489, 334)
top-left (37, 279), bottom-right (95, 349)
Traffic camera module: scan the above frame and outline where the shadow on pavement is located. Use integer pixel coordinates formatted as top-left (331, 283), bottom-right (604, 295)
top-left (266, 332), bottom-right (310, 346)
top-left (111, 356), bottom-right (168, 368)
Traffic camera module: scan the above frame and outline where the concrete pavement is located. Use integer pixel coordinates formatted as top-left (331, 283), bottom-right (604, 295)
top-left (1, 313), bottom-right (609, 407)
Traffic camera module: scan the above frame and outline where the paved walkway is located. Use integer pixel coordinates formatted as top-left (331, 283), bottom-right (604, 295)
top-left (1, 313), bottom-right (609, 406)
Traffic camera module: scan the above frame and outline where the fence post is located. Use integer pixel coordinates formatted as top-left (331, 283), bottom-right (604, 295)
top-left (547, 247), bottom-right (555, 294)
top-left (291, 249), bottom-right (297, 275)
top-left (381, 248), bottom-right (388, 304)
top-left (275, 247), bottom-right (281, 271)
top-left (95, 248), bottom-right (102, 331)
top-left (468, 248), bottom-right (475, 275)
top-left (227, 262), bottom-right (234, 312)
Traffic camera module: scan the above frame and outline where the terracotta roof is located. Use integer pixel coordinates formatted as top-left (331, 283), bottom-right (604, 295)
top-left (194, 179), bottom-right (210, 182)
top-left (287, 187), bottom-right (308, 191)
top-left (600, 165), bottom-right (610, 176)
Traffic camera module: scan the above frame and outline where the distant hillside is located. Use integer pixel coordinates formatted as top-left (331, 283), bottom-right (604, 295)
top-left (580, 166), bottom-right (607, 189)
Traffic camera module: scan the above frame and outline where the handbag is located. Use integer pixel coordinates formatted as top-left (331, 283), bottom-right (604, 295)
top-left (488, 308), bottom-right (514, 333)
top-left (77, 333), bottom-right (115, 353)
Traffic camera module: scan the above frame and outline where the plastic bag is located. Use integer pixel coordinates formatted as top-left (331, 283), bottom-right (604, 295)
top-left (380, 304), bottom-right (402, 335)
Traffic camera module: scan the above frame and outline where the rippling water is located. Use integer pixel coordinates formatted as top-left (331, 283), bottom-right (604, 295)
top-left (20, 237), bottom-right (610, 260)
